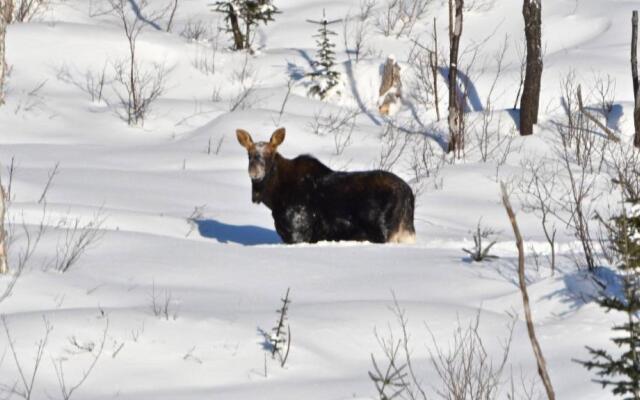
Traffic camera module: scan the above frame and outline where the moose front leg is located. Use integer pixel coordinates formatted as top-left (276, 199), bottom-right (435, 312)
top-left (273, 205), bottom-right (314, 244)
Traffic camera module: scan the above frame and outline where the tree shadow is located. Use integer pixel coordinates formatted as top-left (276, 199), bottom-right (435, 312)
top-left (607, 104), bottom-right (624, 132)
top-left (256, 327), bottom-right (274, 352)
top-left (128, 0), bottom-right (162, 31)
top-left (506, 108), bottom-right (520, 127)
top-left (345, 60), bottom-right (382, 126)
top-left (193, 219), bottom-right (281, 245)
top-left (438, 66), bottom-right (483, 112)
top-left (540, 266), bottom-right (619, 317)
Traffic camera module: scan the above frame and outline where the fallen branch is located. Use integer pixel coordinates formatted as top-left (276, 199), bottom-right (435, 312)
top-left (576, 85), bottom-right (619, 142)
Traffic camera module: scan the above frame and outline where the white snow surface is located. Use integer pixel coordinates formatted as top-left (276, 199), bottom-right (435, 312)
top-left (0, 0), bottom-right (637, 399)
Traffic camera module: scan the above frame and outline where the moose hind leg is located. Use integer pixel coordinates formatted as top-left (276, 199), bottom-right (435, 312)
top-left (385, 188), bottom-right (416, 244)
top-left (388, 221), bottom-right (416, 244)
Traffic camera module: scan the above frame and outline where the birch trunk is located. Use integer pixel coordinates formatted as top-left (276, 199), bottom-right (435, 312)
top-left (447, 0), bottom-right (463, 155)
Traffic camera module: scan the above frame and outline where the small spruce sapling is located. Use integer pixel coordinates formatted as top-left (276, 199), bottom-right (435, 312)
top-left (307, 10), bottom-right (341, 99)
top-left (577, 197), bottom-right (640, 399)
top-left (269, 287), bottom-right (291, 367)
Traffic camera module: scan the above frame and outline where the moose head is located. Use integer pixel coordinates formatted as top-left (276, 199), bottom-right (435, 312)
top-left (236, 127), bottom-right (286, 203)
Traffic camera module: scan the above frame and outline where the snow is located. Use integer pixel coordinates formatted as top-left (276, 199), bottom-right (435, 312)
top-left (0, 0), bottom-right (638, 399)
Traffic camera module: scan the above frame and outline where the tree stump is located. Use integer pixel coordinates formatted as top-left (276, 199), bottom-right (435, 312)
top-left (378, 56), bottom-right (402, 116)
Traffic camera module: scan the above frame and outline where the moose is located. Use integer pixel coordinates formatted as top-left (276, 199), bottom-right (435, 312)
top-left (236, 127), bottom-right (416, 244)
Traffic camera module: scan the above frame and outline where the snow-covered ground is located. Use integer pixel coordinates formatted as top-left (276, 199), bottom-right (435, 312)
top-left (0, 0), bottom-right (637, 398)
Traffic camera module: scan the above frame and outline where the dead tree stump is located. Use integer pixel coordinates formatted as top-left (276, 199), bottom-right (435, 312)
top-left (378, 56), bottom-right (402, 116)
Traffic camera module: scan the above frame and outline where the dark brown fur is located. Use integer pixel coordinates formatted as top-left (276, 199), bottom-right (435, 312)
top-left (237, 128), bottom-right (416, 244)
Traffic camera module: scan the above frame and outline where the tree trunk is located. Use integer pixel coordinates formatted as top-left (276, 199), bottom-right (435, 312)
top-left (0, 182), bottom-right (7, 274)
top-left (520, 0), bottom-right (542, 136)
top-left (2, 0), bottom-right (12, 24)
top-left (228, 5), bottom-right (245, 50)
top-left (430, 17), bottom-right (440, 121)
top-left (632, 11), bottom-right (640, 148)
top-left (165, 0), bottom-right (179, 32)
top-left (0, 0), bottom-right (6, 106)
top-left (447, 0), bottom-right (463, 155)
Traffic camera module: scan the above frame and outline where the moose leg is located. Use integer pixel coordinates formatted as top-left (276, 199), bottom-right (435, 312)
top-left (273, 206), bottom-right (314, 244)
top-left (382, 188), bottom-right (416, 244)
top-left (284, 205), bottom-right (314, 243)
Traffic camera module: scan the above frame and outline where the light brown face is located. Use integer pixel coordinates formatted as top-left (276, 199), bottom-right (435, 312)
top-left (236, 128), bottom-right (286, 182)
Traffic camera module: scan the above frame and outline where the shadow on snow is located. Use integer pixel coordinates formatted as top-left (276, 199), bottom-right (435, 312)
top-left (194, 219), bottom-right (281, 245)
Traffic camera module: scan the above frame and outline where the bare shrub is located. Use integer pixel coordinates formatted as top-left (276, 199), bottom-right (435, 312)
top-left (375, 121), bottom-right (411, 172)
top-left (606, 144), bottom-right (640, 202)
top-left (1, 316), bottom-right (52, 400)
top-left (13, 79), bottom-right (47, 115)
top-left (52, 320), bottom-right (109, 400)
top-left (376, 0), bottom-right (431, 38)
top-left (555, 76), bottom-right (604, 272)
top-left (181, 18), bottom-right (209, 41)
top-left (369, 296), bottom-right (517, 400)
top-left (0, 168), bottom-right (50, 302)
top-left (112, 60), bottom-right (168, 126)
top-left (8, 0), bottom-right (49, 23)
top-left (109, 0), bottom-right (169, 126)
top-left (228, 52), bottom-right (258, 111)
top-left (229, 82), bottom-right (256, 112)
top-left (56, 64), bottom-right (109, 104)
top-left (407, 44), bottom-right (437, 122)
top-left (407, 135), bottom-right (446, 194)
top-left (191, 25), bottom-right (220, 76)
top-left (150, 282), bottom-right (176, 320)
top-left (519, 158), bottom-right (558, 274)
top-left (593, 73), bottom-right (616, 124)
top-left (343, 1), bottom-right (374, 63)
top-left (37, 161), bottom-right (58, 204)
top-left (467, 38), bottom-right (515, 163)
top-left (50, 212), bottom-right (105, 273)
top-left (272, 77), bottom-right (294, 126)
top-left (429, 314), bottom-right (514, 400)
top-left (207, 136), bottom-right (225, 155)
top-left (462, 219), bottom-right (499, 262)
top-left (308, 107), bottom-right (360, 137)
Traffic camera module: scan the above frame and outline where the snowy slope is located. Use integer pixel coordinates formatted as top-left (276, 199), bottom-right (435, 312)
top-left (0, 0), bottom-right (637, 399)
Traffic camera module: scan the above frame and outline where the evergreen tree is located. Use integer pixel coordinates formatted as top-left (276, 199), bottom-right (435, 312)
top-left (578, 197), bottom-right (640, 399)
top-left (307, 10), bottom-right (341, 99)
top-left (213, 0), bottom-right (279, 51)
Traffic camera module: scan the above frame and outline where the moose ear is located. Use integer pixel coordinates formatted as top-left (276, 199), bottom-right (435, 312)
top-left (270, 127), bottom-right (286, 148)
top-left (236, 129), bottom-right (254, 149)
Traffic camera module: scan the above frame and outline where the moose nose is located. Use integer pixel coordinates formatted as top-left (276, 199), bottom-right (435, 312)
top-left (249, 166), bottom-right (265, 181)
